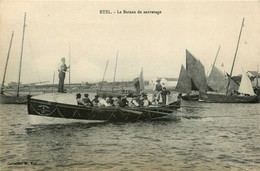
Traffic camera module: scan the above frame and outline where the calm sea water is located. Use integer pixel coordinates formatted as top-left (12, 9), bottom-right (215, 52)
top-left (0, 99), bottom-right (260, 170)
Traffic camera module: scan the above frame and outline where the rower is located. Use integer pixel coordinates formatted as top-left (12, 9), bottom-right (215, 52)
top-left (130, 96), bottom-right (140, 107)
top-left (82, 94), bottom-right (93, 106)
top-left (176, 93), bottom-right (182, 105)
top-left (121, 95), bottom-right (129, 107)
top-left (76, 93), bottom-right (84, 106)
top-left (142, 94), bottom-right (151, 107)
top-left (106, 96), bottom-right (114, 106)
top-left (92, 95), bottom-right (100, 107)
top-left (99, 95), bottom-right (110, 107)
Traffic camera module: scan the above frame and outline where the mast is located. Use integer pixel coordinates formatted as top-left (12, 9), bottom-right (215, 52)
top-left (1, 31), bottom-right (14, 94)
top-left (52, 71), bottom-right (55, 93)
top-left (99, 60), bottom-right (109, 90)
top-left (257, 65), bottom-right (259, 88)
top-left (69, 43), bottom-right (71, 89)
top-left (206, 45), bottom-right (221, 90)
top-left (17, 12), bottom-right (26, 97)
top-left (226, 18), bottom-right (245, 95)
top-left (112, 50), bottom-right (119, 92)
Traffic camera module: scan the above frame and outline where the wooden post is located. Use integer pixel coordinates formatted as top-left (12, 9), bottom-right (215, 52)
top-left (226, 18), bottom-right (244, 95)
top-left (257, 65), bottom-right (259, 88)
top-left (17, 12), bottom-right (26, 97)
top-left (69, 43), bottom-right (71, 89)
top-left (52, 71), bottom-right (55, 93)
top-left (1, 31), bottom-right (14, 94)
top-left (112, 50), bottom-right (119, 92)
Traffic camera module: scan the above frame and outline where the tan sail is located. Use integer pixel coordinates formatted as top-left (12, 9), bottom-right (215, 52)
top-left (238, 70), bottom-right (256, 96)
top-left (208, 66), bottom-right (226, 93)
top-left (186, 50), bottom-right (207, 92)
top-left (175, 65), bottom-right (192, 93)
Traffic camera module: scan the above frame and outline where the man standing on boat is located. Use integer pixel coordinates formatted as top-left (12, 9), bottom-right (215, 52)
top-left (152, 79), bottom-right (163, 103)
top-left (58, 57), bottom-right (69, 93)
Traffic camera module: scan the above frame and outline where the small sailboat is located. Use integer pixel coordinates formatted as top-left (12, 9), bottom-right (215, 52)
top-left (199, 18), bottom-right (257, 103)
top-left (97, 52), bottom-right (136, 97)
top-left (0, 13), bottom-right (28, 104)
top-left (175, 49), bottom-right (207, 100)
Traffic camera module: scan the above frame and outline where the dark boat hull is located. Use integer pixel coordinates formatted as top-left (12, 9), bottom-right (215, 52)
top-left (199, 92), bottom-right (258, 103)
top-left (0, 94), bottom-right (27, 104)
top-left (27, 96), bottom-right (180, 124)
top-left (181, 94), bottom-right (199, 101)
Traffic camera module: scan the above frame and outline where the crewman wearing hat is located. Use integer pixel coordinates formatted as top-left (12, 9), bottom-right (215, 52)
top-left (82, 94), bottom-right (92, 106)
top-left (142, 94), bottom-right (151, 107)
top-left (160, 87), bottom-right (170, 105)
top-left (152, 79), bottom-right (163, 103)
top-left (92, 95), bottom-right (100, 107)
top-left (106, 96), bottom-right (114, 106)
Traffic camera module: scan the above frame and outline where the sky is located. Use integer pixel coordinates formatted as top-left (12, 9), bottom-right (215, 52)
top-left (0, 1), bottom-right (259, 84)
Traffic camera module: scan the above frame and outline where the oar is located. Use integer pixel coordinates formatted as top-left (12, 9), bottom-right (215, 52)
top-left (147, 106), bottom-right (177, 113)
top-left (118, 107), bottom-right (143, 115)
top-left (136, 108), bottom-right (171, 115)
top-left (180, 105), bottom-right (210, 109)
top-left (160, 103), bottom-right (210, 109)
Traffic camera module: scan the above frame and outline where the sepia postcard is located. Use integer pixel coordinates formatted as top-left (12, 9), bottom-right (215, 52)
top-left (0, 1), bottom-right (259, 170)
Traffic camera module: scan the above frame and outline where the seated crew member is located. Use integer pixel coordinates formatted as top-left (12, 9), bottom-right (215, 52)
top-left (92, 95), bottom-right (100, 107)
top-left (99, 95), bottom-right (110, 107)
top-left (114, 96), bottom-right (123, 107)
top-left (176, 93), bottom-right (182, 106)
top-left (142, 94), bottom-right (151, 107)
top-left (106, 96), bottom-right (114, 106)
top-left (82, 94), bottom-right (93, 106)
top-left (130, 96), bottom-right (140, 107)
top-left (160, 87), bottom-right (171, 105)
top-left (76, 93), bottom-right (84, 106)
top-left (121, 95), bottom-right (129, 107)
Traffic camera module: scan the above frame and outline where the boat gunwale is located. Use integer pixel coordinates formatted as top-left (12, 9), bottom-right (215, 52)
top-left (29, 96), bottom-right (179, 113)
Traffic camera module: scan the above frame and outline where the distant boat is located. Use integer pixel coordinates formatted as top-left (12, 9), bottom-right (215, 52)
top-left (200, 69), bottom-right (258, 103)
top-left (97, 68), bottom-right (144, 97)
top-left (97, 54), bottom-right (143, 98)
top-left (0, 13), bottom-right (28, 104)
top-left (199, 18), bottom-right (257, 103)
top-left (175, 49), bottom-right (207, 100)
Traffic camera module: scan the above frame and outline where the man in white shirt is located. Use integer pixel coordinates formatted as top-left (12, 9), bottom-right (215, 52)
top-left (57, 57), bottom-right (69, 93)
top-left (99, 95), bottom-right (110, 107)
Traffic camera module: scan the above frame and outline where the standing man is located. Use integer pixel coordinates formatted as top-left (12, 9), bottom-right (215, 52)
top-left (58, 57), bottom-right (69, 93)
top-left (160, 87), bottom-right (170, 105)
top-left (152, 79), bottom-right (163, 103)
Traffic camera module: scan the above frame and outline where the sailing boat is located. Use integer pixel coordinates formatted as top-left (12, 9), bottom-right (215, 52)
top-left (175, 49), bottom-right (207, 100)
top-left (0, 13), bottom-right (28, 104)
top-left (132, 68), bottom-right (145, 94)
top-left (97, 51), bottom-right (136, 97)
top-left (199, 18), bottom-right (257, 103)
